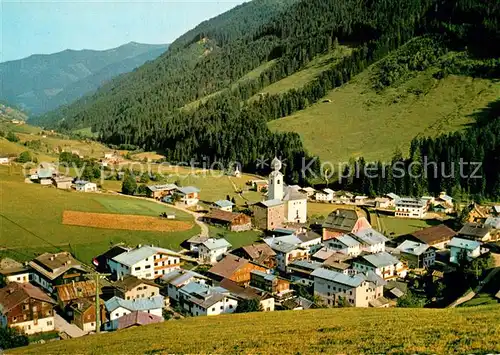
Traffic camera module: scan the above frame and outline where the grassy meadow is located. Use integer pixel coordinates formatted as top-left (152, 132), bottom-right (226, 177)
top-left (12, 305), bottom-right (500, 354)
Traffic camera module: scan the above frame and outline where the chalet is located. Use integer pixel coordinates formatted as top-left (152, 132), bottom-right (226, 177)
top-left (324, 234), bottom-right (362, 257)
top-left (219, 278), bottom-right (275, 311)
top-left (353, 228), bottom-right (388, 254)
top-left (161, 269), bottom-right (209, 303)
top-left (147, 184), bottom-right (177, 200)
top-left (322, 208), bottom-right (371, 240)
top-left (396, 240), bottom-right (436, 268)
top-left (352, 252), bottom-right (408, 280)
top-left (0, 282), bottom-right (57, 335)
top-left (406, 224), bottom-right (457, 249)
top-left (213, 200), bottom-right (234, 212)
top-left (459, 223), bottom-right (492, 242)
top-left (374, 197), bottom-right (391, 209)
top-left (299, 187), bottom-right (316, 198)
top-left (395, 198), bottom-right (427, 218)
top-left (0, 267), bottom-right (30, 284)
top-left (250, 270), bottom-right (290, 295)
top-left (198, 238), bottom-right (232, 264)
top-left (432, 192), bottom-right (454, 213)
top-left (112, 275), bottom-right (161, 301)
top-left (252, 199), bottom-right (285, 230)
top-left (315, 188), bottom-right (335, 202)
top-left (232, 243), bottom-right (276, 269)
top-left (175, 186), bottom-right (200, 207)
top-left (108, 245), bottom-right (181, 280)
top-left (70, 298), bottom-right (106, 332)
top-left (288, 260), bottom-right (323, 286)
top-left (207, 254), bottom-right (266, 286)
top-left (29, 252), bottom-right (86, 293)
top-left (75, 180), bottom-right (97, 192)
top-left (104, 296), bottom-right (164, 331)
top-left (386, 193), bottom-right (400, 206)
top-left (264, 239), bottom-right (308, 272)
top-left (202, 210), bottom-right (252, 232)
top-left (185, 235), bottom-right (209, 253)
top-left (178, 282), bottom-right (238, 317)
top-left (56, 280), bottom-right (99, 311)
top-left (52, 176), bottom-right (73, 189)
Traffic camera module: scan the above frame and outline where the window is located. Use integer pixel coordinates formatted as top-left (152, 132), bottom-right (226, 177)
top-left (220, 306), bottom-right (223, 310)
top-left (17, 277), bottom-right (21, 281)
top-left (229, 305), bottom-right (233, 309)
top-left (32, 306), bottom-right (37, 312)
top-left (145, 258), bottom-right (149, 261)
top-left (23, 304), bottom-right (29, 311)
top-left (212, 307), bottom-right (215, 312)
top-left (135, 267), bottom-right (141, 271)
top-left (47, 321), bottom-right (53, 326)
top-left (145, 265), bottom-right (151, 269)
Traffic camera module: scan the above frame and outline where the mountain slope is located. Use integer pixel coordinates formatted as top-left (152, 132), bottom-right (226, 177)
top-left (11, 305), bottom-right (500, 354)
top-left (0, 42), bottom-right (168, 114)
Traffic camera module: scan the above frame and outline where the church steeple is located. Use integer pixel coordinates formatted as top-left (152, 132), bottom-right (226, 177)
top-left (268, 157), bottom-right (284, 201)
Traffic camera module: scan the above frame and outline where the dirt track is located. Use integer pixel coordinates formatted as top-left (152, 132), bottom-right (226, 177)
top-left (62, 210), bottom-right (192, 232)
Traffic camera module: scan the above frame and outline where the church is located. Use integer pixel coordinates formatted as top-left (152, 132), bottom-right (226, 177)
top-left (267, 157), bottom-right (308, 224)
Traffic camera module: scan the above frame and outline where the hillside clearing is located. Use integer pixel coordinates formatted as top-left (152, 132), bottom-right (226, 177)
top-left (12, 305), bottom-right (500, 354)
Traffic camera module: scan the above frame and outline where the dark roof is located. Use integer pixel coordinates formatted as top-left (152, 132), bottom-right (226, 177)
top-left (204, 210), bottom-right (249, 224)
top-left (0, 266), bottom-right (29, 276)
top-left (323, 209), bottom-right (363, 232)
top-left (29, 252), bottom-right (82, 280)
top-left (96, 245), bottom-right (129, 262)
top-left (113, 275), bottom-right (159, 293)
top-left (219, 278), bottom-right (266, 300)
top-left (0, 282), bottom-right (55, 312)
top-left (458, 223), bottom-right (491, 238)
top-left (116, 311), bottom-right (163, 329)
top-left (208, 254), bottom-right (250, 279)
top-left (282, 296), bottom-right (314, 310)
top-left (410, 224), bottom-right (457, 245)
top-left (56, 280), bottom-right (99, 302)
top-left (237, 244), bottom-right (276, 263)
top-left (297, 230), bottom-right (322, 243)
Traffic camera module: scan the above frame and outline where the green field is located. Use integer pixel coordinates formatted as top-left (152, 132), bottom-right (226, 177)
top-left (373, 212), bottom-right (442, 237)
top-left (208, 226), bottom-right (262, 249)
top-left (13, 305), bottom-right (500, 354)
top-left (268, 66), bottom-right (500, 164)
top-left (0, 165), bottom-right (199, 264)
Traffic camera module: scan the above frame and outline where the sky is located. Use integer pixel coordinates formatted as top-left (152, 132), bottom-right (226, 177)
top-left (1, 0), bottom-right (247, 63)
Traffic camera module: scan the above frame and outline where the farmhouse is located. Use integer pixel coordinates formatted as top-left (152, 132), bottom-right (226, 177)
top-left (232, 243), bottom-right (276, 269)
top-left (213, 200), bottom-right (234, 212)
top-left (147, 184), bottom-right (177, 200)
top-left (29, 252), bottom-right (86, 293)
top-left (253, 199), bottom-right (285, 230)
top-left (0, 282), bottom-right (57, 335)
top-left (52, 176), bottom-right (73, 189)
top-left (75, 180), bottom-right (97, 192)
top-left (312, 268), bottom-right (387, 308)
top-left (406, 224), bottom-right (457, 249)
top-left (396, 240), bottom-right (436, 268)
top-left (352, 252), bottom-right (408, 280)
top-left (202, 209), bottom-right (252, 232)
top-left (112, 275), bottom-right (161, 301)
top-left (198, 238), bottom-right (232, 264)
top-left (109, 245), bottom-right (181, 280)
top-left (395, 198), bottom-right (427, 218)
top-left (207, 254), bottom-right (266, 285)
top-left (322, 208), bottom-right (371, 240)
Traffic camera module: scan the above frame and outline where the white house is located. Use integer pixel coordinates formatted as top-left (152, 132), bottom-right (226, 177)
top-left (104, 296), bottom-right (164, 330)
top-left (315, 188), bottom-right (335, 202)
top-left (0, 157), bottom-right (9, 164)
top-left (324, 234), bottom-right (362, 257)
top-left (396, 240), bottom-right (436, 268)
top-left (353, 228), bottom-right (388, 254)
top-left (178, 282), bottom-right (238, 317)
top-left (312, 268), bottom-right (387, 308)
top-left (395, 198), bottom-right (427, 218)
top-left (354, 196), bottom-right (368, 205)
top-left (75, 180), bottom-right (97, 192)
top-left (264, 239), bottom-right (309, 272)
top-left (161, 269), bottom-right (209, 302)
top-left (352, 252), bottom-right (408, 280)
top-left (213, 200), bottom-right (234, 212)
top-left (0, 267), bottom-right (30, 284)
top-left (175, 186), bottom-right (200, 207)
top-left (109, 245), bottom-right (181, 280)
top-left (299, 187), bottom-right (316, 198)
top-left (198, 238), bottom-right (232, 264)
top-left (449, 237), bottom-right (484, 264)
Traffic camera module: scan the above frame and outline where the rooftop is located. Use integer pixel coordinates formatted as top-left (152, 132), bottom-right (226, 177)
top-left (336, 234), bottom-right (361, 248)
top-left (204, 209), bottom-right (247, 224)
top-left (56, 280), bottom-right (99, 302)
top-left (358, 252), bottom-right (400, 268)
top-left (0, 282), bottom-right (56, 312)
top-left (147, 184), bottom-right (178, 192)
top-left (238, 244), bottom-right (276, 262)
top-left (202, 238), bottom-right (232, 250)
top-left (410, 224), bottom-right (457, 245)
top-left (257, 199), bottom-right (284, 208)
top-left (323, 209), bottom-right (365, 232)
top-left (177, 186), bottom-right (200, 195)
top-left (396, 197), bottom-right (426, 207)
top-left (116, 311), bottom-right (163, 329)
top-left (264, 238), bottom-right (301, 253)
top-left (112, 246), bottom-right (180, 267)
top-left (113, 275), bottom-right (159, 293)
top-left (458, 223), bottom-right (491, 238)
top-left (208, 254), bottom-right (251, 279)
top-left (289, 260), bottom-right (323, 271)
top-left (448, 237), bottom-right (481, 251)
top-left (396, 240), bottom-right (430, 256)
top-left (311, 268), bottom-right (365, 288)
top-left (353, 228), bottom-right (388, 245)
top-left (29, 252), bottom-right (84, 280)
top-left (105, 296), bottom-right (164, 312)
top-left (214, 200), bottom-right (235, 208)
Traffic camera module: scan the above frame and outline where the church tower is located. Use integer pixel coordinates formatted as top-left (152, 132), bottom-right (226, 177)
top-left (268, 157), bottom-right (284, 201)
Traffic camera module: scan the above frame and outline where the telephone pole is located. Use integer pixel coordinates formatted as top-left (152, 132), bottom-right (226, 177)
top-left (85, 271), bottom-right (110, 333)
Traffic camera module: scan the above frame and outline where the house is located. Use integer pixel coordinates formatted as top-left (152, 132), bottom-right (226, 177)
top-left (249, 179), bottom-right (268, 192)
top-left (178, 282), bottom-right (238, 317)
top-left (174, 186), bottom-right (200, 207)
top-left (146, 184), bottom-right (177, 200)
top-left (213, 200), bottom-right (235, 212)
top-left (311, 247), bottom-right (337, 263)
top-left (352, 252), bottom-right (408, 280)
top-left (467, 203), bottom-right (491, 223)
top-left (282, 296), bottom-right (314, 310)
top-left (264, 232), bottom-right (322, 254)
top-left (161, 269), bottom-right (209, 303)
top-left (202, 210), bottom-right (252, 232)
top-left (33, 168), bottom-right (55, 185)
top-left (75, 180), bottom-right (97, 192)
top-left (0, 282), bottom-right (57, 335)
top-left (219, 278), bottom-right (275, 312)
top-left (29, 252), bottom-right (86, 293)
top-left (0, 157), bottom-right (9, 164)
top-left (353, 228), bottom-right (388, 254)
top-left (93, 245), bottom-right (130, 274)
top-left (232, 243), bottom-right (276, 269)
top-left (109, 311), bottom-right (163, 331)
top-left (70, 298), bottom-right (106, 332)
top-left (324, 234), bottom-right (362, 257)
top-left (112, 275), bottom-right (161, 301)
top-left (253, 199), bottom-right (285, 230)
top-left (458, 223), bottom-right (492, 242)
top-left (406, 224), bottom-right (457, 249)
top-left (104, 296), bottom-right (164, 331)
top-left (250, 270), bottom-right (290, 295)
top-left (198, 238), bottom-right (232, 264)
top-left (56, 280), bottom-right (99, 312)
top-left (312, 268), bottom-right (387, 307)
top-left (0, 267), bottom-right (30, 284)
top-left (264, 239), bottom-right (309, 272)
top-left (207, 254), bottom-right (266, 286)
top-left (52, 176), bottom-right (73, 190)
top-left (331, 191), bottom-right (354, 204)
top-left (432, 192), bottom-right (454, 213)
top-left (448, 237), bottom-right (484, 264)
top-left (484, 217), bottom-right (500, 230)
top-left (299, 187), bottom-right (316, 198)
top-left (384, 280), bottom-right (408, 304)
top-left (322, 208), bottom-right (371, 240)
top-left (315, 188), bottom-right (335, 202)
top-left (396, 240), bottom-right (436, 268)
top-left (386, 193), bottom-right (400, 206)
top-left (395, 198), bottom-right (427, 218)
top-left (354, 196), bottom-right (368, 205)
top-left (288, 260), bottom-right (323, 286)
top-left (185, 235), bottom-right (209, 253)
top-left (109, 245), bottom-right (181, 280)
top-left (374, 197), bottom-right (391, 209)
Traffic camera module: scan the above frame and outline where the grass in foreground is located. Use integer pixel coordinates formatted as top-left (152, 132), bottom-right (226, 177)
top-left (12, 305), bottom-right (500, 354)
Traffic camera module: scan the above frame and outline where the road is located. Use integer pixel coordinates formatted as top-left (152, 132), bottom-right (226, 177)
top-left (448, 267), bottom-right (500, 308)
top-left (54, 313), bottom-right (87, 338)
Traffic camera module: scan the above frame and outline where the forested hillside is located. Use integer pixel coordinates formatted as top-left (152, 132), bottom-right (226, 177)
top-left (34, 0), bottom-right (500, 197)
top-left (0, 42), bottom-right (168, 114)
